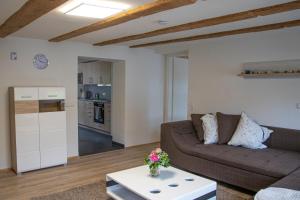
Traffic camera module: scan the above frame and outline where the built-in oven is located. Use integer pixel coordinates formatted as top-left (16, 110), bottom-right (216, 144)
top-left (94, 102), bottom-right (104, 124)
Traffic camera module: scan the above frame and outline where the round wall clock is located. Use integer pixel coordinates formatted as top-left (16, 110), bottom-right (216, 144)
top-left (33, 54), bottom-right (49, 70)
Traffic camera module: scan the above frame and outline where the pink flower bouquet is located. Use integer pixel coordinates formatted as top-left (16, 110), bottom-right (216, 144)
top-left (144, 148), bottom-right (170, 176)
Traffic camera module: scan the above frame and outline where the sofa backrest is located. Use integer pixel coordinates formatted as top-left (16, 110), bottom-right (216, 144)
top-left (190, 113), bottom-right (300, 153)
top-left (265, 126), bottom-right (300, 153)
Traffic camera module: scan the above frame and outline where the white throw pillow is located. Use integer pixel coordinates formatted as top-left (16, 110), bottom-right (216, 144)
top-left (201, 114), bottom-right (218, 144)
top-left (228, 112), bottom-right (273, 149)
top-left (261, 127), bottom-right (273, 143)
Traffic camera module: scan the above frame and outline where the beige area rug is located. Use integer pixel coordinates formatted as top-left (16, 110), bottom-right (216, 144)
top-left (31, 181), bottom-right (254, 200)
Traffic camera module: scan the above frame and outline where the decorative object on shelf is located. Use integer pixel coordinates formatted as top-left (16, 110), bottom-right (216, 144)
top-left (144, 148), bottom-right (170, 177)
top-left (238, 70), bottom-right (300, 78)
top-left (239, 59), bottom-right (300, 78)
top-left (33, 54), bottom-right (49, 70)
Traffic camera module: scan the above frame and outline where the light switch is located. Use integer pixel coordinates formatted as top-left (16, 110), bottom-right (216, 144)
top-left (10, 52), bottom-right (17, 60)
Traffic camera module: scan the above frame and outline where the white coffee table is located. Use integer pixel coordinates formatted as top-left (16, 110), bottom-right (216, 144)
top-left (106, 165), bottom-right (216, 200)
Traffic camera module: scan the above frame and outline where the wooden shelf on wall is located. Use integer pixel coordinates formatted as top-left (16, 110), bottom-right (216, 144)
top-left (238, 72), bottom-right (300, 78)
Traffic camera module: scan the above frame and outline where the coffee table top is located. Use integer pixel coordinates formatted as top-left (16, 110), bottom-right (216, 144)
top-left (106, 165), bottom-right (216, 200)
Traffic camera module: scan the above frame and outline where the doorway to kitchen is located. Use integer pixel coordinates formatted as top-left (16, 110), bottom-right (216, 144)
top-left (77, 57), bottom-right (124, 156)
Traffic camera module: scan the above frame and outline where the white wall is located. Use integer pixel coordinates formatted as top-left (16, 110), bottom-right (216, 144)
top-left (111, 61), bottom-right (126, 144)
top-left (124, 52), bottom-right (164, 146)
top-left (0, 37), bottom-right (164, 169)
top-left (188, 29), bottom-right (300, 130)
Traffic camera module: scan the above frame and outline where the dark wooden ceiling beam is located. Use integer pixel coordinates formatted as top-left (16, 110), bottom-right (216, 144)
top-left (49, 0), bottom-right (197, 42)
top-left (0, 0), bottom-right (68, 38)
top-left (130, 19), bottom-right (300, 48)
top-left (94, 0), bottom-right (300, 46)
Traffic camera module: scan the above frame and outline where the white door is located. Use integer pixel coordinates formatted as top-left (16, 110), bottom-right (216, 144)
top-left (39, 111), bottom-right (67, 168)
top-left (15, 113), bottom-right (40, 172)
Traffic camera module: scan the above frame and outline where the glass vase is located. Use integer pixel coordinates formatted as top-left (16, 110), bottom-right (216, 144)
top-left (150, 167), bottom-right (160, 177)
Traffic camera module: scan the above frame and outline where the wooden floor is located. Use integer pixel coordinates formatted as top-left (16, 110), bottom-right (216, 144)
top-left (0, 143), bottom-right (158, 200)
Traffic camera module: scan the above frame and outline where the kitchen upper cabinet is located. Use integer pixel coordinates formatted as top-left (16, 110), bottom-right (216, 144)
top-left (79, 62), bottom-right (94, 84)
top-left (102, 62), bottom-right (112, 85)
top-left (79, 61), bottom-right (111, 85)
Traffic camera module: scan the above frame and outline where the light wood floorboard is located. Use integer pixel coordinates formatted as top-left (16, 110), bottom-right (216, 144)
top-left (0, 143), bottom-right (158, 200)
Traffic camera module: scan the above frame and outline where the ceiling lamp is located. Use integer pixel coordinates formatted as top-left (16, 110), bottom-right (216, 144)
top-left (60, 0), bottom-right (131, 19)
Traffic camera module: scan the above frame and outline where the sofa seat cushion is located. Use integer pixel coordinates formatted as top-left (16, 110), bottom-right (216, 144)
top-left (171, 131), bottom-right (300, 178)
top-left (271, 168), bottom-right (300, 191)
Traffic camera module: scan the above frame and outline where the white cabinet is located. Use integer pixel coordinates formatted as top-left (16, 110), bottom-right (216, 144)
top-left (14, 87), bottom-right (38, 101)
top-left (9, 87), bottom-right (67, 174)
top-left (39, 87), bottom-right (66, 100)
top-left (15, 113), bottom-right (40, 172)
top-left (39, 111), bottom-right (67, 168)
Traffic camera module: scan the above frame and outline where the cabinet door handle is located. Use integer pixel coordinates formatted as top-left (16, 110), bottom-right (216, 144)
top-left (21, 95), bottom-right (32, 99)
top-left (48, 95), bottom-right (58, 97)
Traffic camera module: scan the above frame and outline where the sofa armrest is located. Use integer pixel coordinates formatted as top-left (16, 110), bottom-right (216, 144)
top-left (161, 120), bottom-right (195, 152)
top-left (266, 126), bottom-right (300, 153)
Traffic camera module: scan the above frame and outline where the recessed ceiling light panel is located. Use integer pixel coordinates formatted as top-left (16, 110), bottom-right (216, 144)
top-left (60, 0), bottom-right (131, 19)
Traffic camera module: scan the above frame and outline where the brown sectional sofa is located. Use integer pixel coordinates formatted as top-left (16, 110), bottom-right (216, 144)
top-left (161, 118), bottom-right (300, 192)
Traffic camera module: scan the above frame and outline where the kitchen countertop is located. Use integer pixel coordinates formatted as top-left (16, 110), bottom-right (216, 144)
top-left (78, 98), bottom-right (111, 103)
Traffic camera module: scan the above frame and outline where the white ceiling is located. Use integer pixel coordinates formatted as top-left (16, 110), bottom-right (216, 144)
top-left (1, 0), bottom-right (300, 50)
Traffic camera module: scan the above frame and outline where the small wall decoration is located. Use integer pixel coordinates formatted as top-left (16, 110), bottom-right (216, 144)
top-left (33, 54), bottom-right (49, 70)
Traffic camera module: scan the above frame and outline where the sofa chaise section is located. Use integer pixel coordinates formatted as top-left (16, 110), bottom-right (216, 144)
top-left (161, 120), bottom-right (300, 192)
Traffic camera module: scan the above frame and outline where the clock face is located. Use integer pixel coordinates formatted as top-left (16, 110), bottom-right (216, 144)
top-left (33, 54), bottom-right (49, 70)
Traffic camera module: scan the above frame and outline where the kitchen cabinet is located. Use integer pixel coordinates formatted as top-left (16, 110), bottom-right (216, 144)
top-left (78, 100), bottom-right (109, 132)
top-left (104, 103), bottom-right (111, 132)
top-left (78, 100), bottom-right (85, 125)
top-left (79, 100), bottom-right (94, 127)
top-left (79, 61), bottom-right (112, 85)
top-left (9, 87), bottom-right (67, 174)
top-left (97, 62), bottom-right (112, 85)
top-left (84, 101), bottom-right (94, 126)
